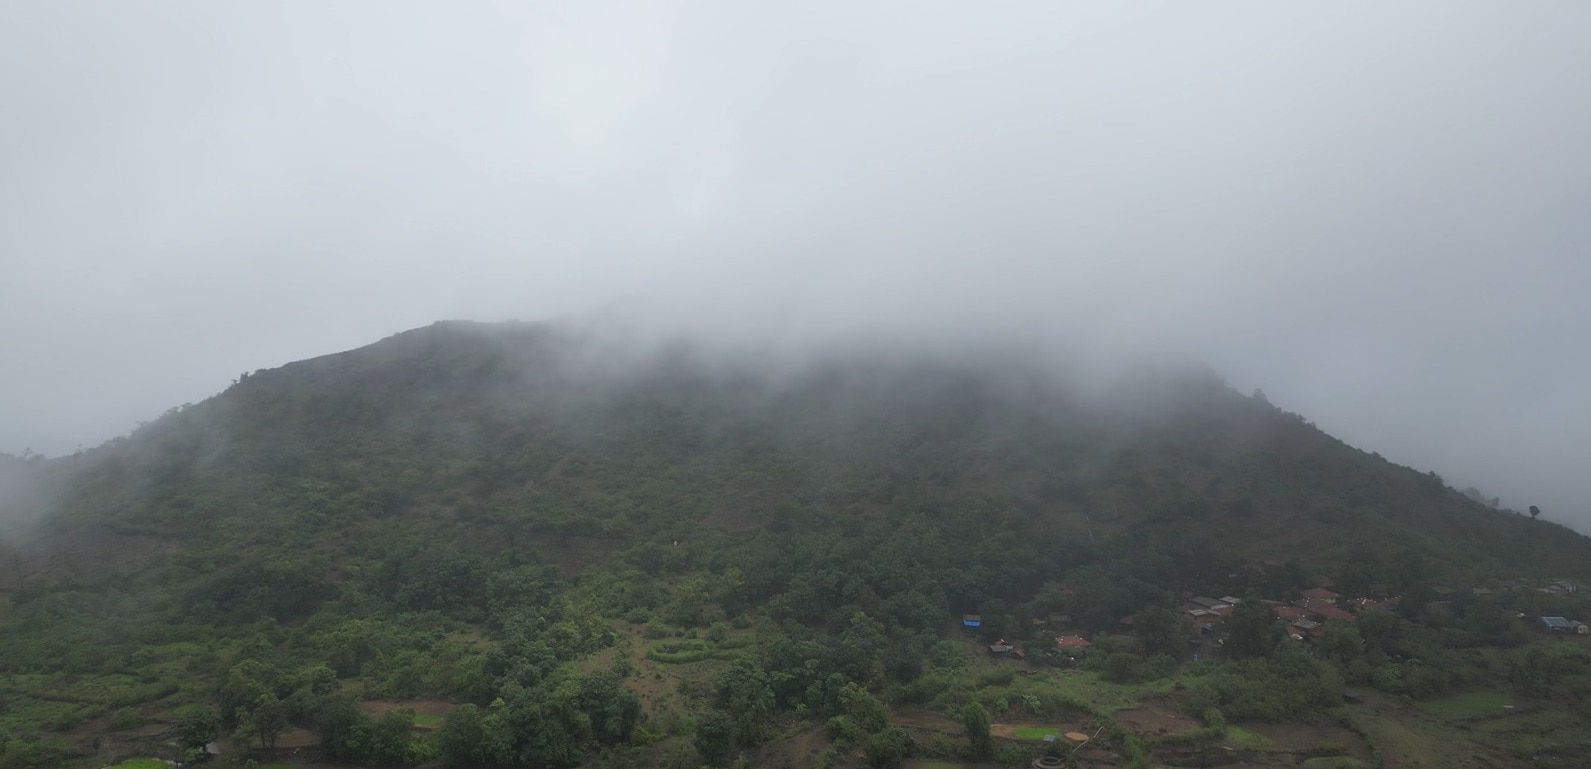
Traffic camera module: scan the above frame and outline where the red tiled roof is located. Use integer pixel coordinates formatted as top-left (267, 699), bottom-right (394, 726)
top-left (1274, 606), bottom-right (1310, 621)
top-left (1293, 599), bottom-right (1355, 622)
top-left (1056, 634), bottom-right (1092, 650)
top-left (1314, 605), bottom-right (1355, 622)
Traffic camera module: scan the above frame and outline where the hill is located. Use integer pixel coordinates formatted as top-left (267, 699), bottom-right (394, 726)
top-left (3, 320), bottom-right (1589, 769)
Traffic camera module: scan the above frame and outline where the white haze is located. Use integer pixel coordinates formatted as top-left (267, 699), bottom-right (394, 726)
top-left (2, 2), bottom-right (1589, 528)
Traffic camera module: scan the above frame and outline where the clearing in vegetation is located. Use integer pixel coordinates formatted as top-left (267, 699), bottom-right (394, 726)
top-left (1007, 725), bottom-right (1068, 740)
top-left (1418, 691), bottom-right (1514, 718)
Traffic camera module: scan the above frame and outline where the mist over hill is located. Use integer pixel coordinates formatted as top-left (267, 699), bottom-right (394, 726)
top-left (4, 320), bottom-right (1591, 769)
top-left (10, 319), bottom-right (1585, 579)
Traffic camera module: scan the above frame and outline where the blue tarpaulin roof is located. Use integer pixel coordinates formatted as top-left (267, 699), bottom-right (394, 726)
top-left (1541, 616), bottom-right (1575, 629)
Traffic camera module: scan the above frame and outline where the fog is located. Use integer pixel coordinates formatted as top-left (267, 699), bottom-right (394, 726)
top-left (2, 2), bottom-right (1588, 528)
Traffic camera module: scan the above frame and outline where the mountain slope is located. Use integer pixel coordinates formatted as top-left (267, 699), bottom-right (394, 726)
top-left (21, 320), bottom-right (1586, 584)
top-left (3, 320), bottom-right (1588, 769)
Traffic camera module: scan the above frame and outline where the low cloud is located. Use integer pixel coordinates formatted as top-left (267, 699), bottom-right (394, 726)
top-left (2, 2), bottom-right (1587, 527)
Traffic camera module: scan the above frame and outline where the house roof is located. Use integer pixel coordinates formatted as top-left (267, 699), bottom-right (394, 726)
top-left (1056, 634), bottom-right (1092, 649)
top-left (1293, 599), bottom-right (1355, 622)
top-left (1302, 588), bottom-right (1340, 600)
top-left (1541, 616), bottom-right (1576, 629)
top-left (1314, 605), bottom-right (1355, 623)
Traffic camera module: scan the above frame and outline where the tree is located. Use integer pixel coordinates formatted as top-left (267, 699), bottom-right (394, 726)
top-left (367, 709), bottom-right (422, 766)
top-left (694, 709), bottom-right (736, 767)
top-left (1514, 646), bottom-right (1551, 696)
top-left (715, 658), bottom-right (775, 746)
top-left (173, 706), bottom-right (220, 753)
top-left (1316, 622), bottom-right (1363, 669)
top-left (1134, 607), bottom-right (1188, 659)
top-left (234, 692), bottom-right (288, 750)
top-left (1529, 505), bottom-right (1541, 520)
top-left (961, 702), bottom-right (993, 758)
top-left (1227, 599), bottom-right (1282, 659)
top-left (436, 703), bottom-right (490, 767)
top-left (837, 682), bottom-right (888, 734)
top-left (313, 694), bottom-right (373, 763)
top-left (862, 725), bottom-right (914, 769)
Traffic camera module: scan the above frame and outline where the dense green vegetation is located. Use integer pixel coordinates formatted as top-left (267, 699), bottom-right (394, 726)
top-left (2, 321), bottom-right (1589, 768)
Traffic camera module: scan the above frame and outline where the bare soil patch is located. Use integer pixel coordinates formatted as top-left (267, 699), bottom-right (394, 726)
top-left (359, 700), bottom-right (454, 718)
top-left (1240, 721), bottom-right (1372, 761)
top-left (1115, 707), bottom-right (1195, 734)
top-left (891, 708), bottom-right (961, 732)
top-left (747, 725), bottom-right (849, 769)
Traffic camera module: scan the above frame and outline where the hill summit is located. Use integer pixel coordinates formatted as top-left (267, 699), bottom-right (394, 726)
top-left (16, 320), bottom-right (1584, 583)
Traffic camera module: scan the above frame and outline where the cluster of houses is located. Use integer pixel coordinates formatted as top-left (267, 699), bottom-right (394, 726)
top-left (962, 613), bottom-right (1094, 662)
top-left (1180, 594), bottom-right (1242, 624)
top-left (1269, 587), bottom-right (1355, 639)
top-left (959, 575), bottom-right (1586, 664)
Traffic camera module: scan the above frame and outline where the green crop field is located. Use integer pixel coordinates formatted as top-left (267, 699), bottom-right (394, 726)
top-left (1009, 725), bottom-right (1066, 740)
top-left (1419, 691), bottom-right (1513, 718)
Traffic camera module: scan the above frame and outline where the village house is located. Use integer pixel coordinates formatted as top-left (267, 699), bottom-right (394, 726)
top-left (1055, 634), bottom-right (1092, 652)
top-left (1302, 587), bottom-right (1340, 603)
top-left (962, 614), bottom-right (982, 632)
top-left (1293, 597), bottom-right (1355, 623)
top-left (1274, 605), bottom-right (1311, 623)
top-left (1539, 616), bottom-right (1589, 634)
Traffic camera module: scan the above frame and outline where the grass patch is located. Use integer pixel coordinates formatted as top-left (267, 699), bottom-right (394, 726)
top-left (1302, 758), bottom-right (1366, 769)
top-left (644, 639), bottom-right (742, 664)
top-left (413, 713), bottom-right (442, 727)
top-left (104, 761), bottom-right (168, 769)
top-left (1474, 709), bottom-right (1578, 734)
top-left (1009, 725), bottom-right (1066, 740)
top-left (1223, 727), bottom-right (1275, 748)
top-left (1418, 691), bottom-right (1512, 718)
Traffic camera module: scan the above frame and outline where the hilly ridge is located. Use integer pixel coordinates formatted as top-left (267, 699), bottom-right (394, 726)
top-left (18, 320), bottom-right (1584, 582)
top-left (3, 320), bottom-right (1589, 769)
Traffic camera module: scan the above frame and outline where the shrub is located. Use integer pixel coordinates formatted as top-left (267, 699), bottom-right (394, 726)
top-left (109, 707), bottom-right (143, 731)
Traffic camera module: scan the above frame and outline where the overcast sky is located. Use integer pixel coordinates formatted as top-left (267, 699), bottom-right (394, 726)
top-left (2, 1), bottom-right (1588, 528)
